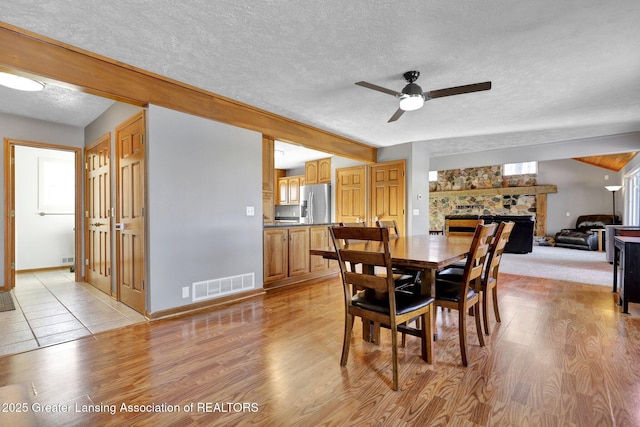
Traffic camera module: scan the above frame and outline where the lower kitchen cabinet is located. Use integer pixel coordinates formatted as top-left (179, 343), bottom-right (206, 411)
top-left (309, 226), bottom-right (330, 272)
top-left (263, 225), bottom-right (337, 288)
top-left (263, 228), bottom-right (288, 282)
top-left (288, 227), bottom-right (310, 276)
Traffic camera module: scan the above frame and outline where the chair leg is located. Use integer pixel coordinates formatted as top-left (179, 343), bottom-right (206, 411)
top-left (391, 323), bottom-right (399, 391)
top-left (482, 289), bottom-right (491, 335)
top-left (474, 301), bottom-right (485, 347)
top-left (341, 313), bottom-right (354, 366)
top-left (492, 284), bottom-right (501, 323)
top-left (458, 308), bottom-right (468, 367)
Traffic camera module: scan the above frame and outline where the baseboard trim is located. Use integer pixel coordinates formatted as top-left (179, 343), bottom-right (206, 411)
top-left (146, 288), bottom-right (265, 320)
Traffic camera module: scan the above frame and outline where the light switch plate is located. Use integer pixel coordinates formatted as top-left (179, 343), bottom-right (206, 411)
top-left (246, 206), bottom-right (255, 216)
top-left (413, 209), bottom-right (420, 216)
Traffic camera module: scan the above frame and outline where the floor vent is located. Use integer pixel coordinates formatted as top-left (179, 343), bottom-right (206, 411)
top-left (192, 273), bottom-right (255, 302)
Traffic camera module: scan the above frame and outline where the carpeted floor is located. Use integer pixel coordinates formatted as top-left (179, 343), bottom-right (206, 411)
top-left (0, 291), bottom-right (16, 312)
top-left (499, 245), bottom-right (613, 286)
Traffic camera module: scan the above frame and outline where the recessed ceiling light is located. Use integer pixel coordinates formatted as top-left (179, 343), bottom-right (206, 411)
top-left (0, 72), bottom-right (45, 91)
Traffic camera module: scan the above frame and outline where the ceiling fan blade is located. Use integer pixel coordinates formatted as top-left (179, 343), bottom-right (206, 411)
top-left (387, 108), bottom-right (405, 123)
top-left (355, 81), bottom-right (402, 97)
top-left (426, 81), bottom-right (491, 99)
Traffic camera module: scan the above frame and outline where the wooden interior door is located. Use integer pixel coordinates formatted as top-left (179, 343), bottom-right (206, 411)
top-left (335, 165), bottom-right (367, 225)
top-left (115, 112), bottom-right (146, 314)
top-left (85, 133), bottom-right (111, 295)
top-left (370, 160), bottom-right (406, 235)
top-left (3, 143), bottom-right (16, 291)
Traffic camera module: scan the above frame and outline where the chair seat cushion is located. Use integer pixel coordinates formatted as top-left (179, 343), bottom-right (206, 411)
top-left (352, 289), bottom-right (434, 316)
top-left (436, 267), bottom-right (464, 281)
top-left (435, 279), bottom-right (477, 302)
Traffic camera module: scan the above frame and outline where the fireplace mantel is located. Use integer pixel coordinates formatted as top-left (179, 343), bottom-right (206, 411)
top-left (429, 184), bottom-right (557, 198)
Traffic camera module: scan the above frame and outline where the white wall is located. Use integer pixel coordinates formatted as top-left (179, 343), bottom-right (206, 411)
top-left (537, 159), bottom-right (622, 234)
top-left (147, 105), bottom-right (263, 313)
top-left (14, 146), bottom-right (75, 270)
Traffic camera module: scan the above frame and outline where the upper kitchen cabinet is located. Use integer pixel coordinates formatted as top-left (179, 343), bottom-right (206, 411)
top-left (262, 136), bottom-right (275, 192)
top-left (277, 175), bottom-right (302, 205)
top-left (305, 158), bottom-right (331, 185)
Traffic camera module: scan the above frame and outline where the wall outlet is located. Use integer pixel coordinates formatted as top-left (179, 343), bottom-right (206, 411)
top-left (246, 206), bottom-right (255, 216)
top-left (566, 212), bottom-right (570, 217)
top-left (413, 209), bottom-right (420, 216)
top-left (182, 286), bottom-right (189, 299)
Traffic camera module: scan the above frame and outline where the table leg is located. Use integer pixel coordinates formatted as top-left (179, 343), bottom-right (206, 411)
top-left (420, 268), bottom-right (438, 355)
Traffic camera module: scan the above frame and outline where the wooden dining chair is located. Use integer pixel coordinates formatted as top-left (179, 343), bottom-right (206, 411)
top-left (445, 218), bottom-right (486, 269)
top-left (480, 221), bottom-right (514, 335)
top-left (445, 218), bottom-right (484, 236)
top-left (375, 220), bottom-right (420, 287)
top-left (435, 223), bottom-right (496, 366)
top-left (329, 226), bottom-right (435, 391)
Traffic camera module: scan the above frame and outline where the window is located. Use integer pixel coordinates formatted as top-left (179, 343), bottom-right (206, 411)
top-left (503, 161), bottom-right (537, 176)
top-left (429, 171), bottom-right (438, 182)
top-left (624, 166), bottom-right (640, 225)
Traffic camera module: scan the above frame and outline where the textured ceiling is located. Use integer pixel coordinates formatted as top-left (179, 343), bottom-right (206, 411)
top-left (1, 1), bottom-right (639, 157)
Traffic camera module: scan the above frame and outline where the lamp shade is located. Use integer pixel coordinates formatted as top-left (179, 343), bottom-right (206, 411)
top-left (605, 185), bottom-right (622, 192)
top-left (399, 94), bottom-right (424, 111)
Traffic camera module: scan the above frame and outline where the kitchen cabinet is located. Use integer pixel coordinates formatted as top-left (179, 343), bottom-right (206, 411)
top-left (276, 175), bottom-right (302, 205)
top-left (263, 225), bottom-right (337, 288)
top-left (263, 228), bottom-right (288, 282)
top-left (262, 192), bottom-right (274, 224)
top-left (288, 227), bottom-right (310, 276)
top-left (305, 158), bottom-right (332, 185)
top-left (262, 136), bottom-right (275, 224)
top-left (309, 225), bottom-right (330, 272)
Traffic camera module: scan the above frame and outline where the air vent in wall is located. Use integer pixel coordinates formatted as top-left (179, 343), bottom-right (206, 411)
top-left (192, 273), bottom-right (255, 302)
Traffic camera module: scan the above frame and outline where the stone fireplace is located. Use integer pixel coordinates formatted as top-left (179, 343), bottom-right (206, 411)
top-left (429, 166), bottom-right (556, 236)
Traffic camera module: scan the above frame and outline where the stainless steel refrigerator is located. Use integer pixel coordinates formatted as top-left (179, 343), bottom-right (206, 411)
top-left (299, 183), bottom-right (331, 224)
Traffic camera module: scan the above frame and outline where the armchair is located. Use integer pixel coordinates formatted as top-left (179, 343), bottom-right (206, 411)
top-left (555, 214), bottom-right (619, 251)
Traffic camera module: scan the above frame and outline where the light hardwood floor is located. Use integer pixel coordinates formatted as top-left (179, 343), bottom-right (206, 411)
top-left (1, 272), bottom-right (639, 426)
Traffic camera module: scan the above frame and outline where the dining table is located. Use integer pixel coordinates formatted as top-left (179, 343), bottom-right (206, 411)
top-left (310, 233), bottom-right (474, 357)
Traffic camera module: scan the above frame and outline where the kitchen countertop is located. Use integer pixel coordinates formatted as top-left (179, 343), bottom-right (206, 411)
top-left (264, 222), bottom-right (338, 228)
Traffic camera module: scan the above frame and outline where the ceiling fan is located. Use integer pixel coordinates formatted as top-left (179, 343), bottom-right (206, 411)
top-left (355, 71), bottom-right (491, 123)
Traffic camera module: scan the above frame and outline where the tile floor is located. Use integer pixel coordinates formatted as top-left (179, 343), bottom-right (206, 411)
top-left (0, 269), bottom-right (146, 357)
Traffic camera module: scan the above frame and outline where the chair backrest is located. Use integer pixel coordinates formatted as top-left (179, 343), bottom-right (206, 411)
top-left (446, 218), bottom-right (485, 236)
top-left (330, 226), bottom-right (396, 306)
top-left (376, 220), bottom-right (400, 236)
top-left (483, 221), bottom-right (515, 283)
top-left (460, 223), bottom-right (497, 290)
top-left (340, 222), bottom-right (366, 228)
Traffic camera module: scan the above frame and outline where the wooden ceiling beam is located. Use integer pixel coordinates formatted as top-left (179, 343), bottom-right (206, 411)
top-left (0, 22), bottom-right (377, 163)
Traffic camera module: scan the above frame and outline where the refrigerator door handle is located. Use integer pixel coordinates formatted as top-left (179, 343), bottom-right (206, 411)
top-left (309, 192), bottom-right (314, 223)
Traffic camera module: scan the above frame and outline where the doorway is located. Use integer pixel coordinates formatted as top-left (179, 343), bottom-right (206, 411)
top-left (3, 138), bottom-right (82, 290)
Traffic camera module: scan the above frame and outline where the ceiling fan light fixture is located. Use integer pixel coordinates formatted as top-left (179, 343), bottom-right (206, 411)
top-left (399, 94), bottom-right (424, 111)
top-left (0, 72), bottom-right (45, 92)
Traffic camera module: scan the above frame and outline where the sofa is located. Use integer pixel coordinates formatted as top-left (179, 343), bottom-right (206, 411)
top-left (444, 214), bottom-right (535, 254)
top-left (555, 214), bottom-right (619, 251)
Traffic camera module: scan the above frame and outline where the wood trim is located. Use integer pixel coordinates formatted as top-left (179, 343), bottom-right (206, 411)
top-left (0, 22), bottom-right (376, 163)
top-left (147, 288), bottom-right (265, 319)
top-left (535, 194), bottom-right (548, 236)
top-left (263, 270), bottom-right (339, 290)
top-left (430, 184), bottom-right (558, 198)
